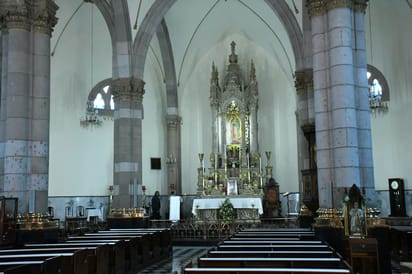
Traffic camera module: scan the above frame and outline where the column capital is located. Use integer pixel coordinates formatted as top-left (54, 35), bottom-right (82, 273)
top-left (0, 0), bottom-right (58, 33)
top-left (307, 0), bottom-right (367, 17)
top-left (353, 0), bottom-right (368, 13)
top-left (306, 0), bottom-right (326, 17)
top-left (0, 1), bottom-right (31, 30)
top-left (166, 114), bottom-right (182, 129)
top-left (295, 69), bottom-right (313, 91)
top-left (32, 0), bottom-right (59, 35)
top-left (111, 77), bottom-right (145, 104)
top-left (325, 0), bottom-right (352, 11)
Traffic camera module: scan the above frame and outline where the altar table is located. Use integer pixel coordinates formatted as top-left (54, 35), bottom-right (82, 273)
top-left (192, 197), bottom-right (263, 216)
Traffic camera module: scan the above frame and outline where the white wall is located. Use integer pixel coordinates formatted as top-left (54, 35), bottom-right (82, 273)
top-left (366, 0), bottom-right (412, 190)
top-left (49, 2), bottom-right (113, 196)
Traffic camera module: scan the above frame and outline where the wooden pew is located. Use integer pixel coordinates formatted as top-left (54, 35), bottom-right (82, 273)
top-left (25, 242), bottom-right (119, 274)
top-left (182, 267), bottom-right (351, 273)
top-left (61, 239), bottom-right (128, 274)
top-left (197, 257), bottom-right (348, 268)
top-left (207, 250), bottom-right (336, 258)
top-left (0, 250), bottom-right (88, 274)
top-left (97, 228), bottom-right (172, 258)
top-left (221, 239), bottom-right (324, 245)
top-left (66, 233), bottom-right (149, 272)
top-left (82, 228), bottom-right (172, 268)
top-left (216, 244), bottom-right (330, 251)
top-left (0, 256), bottom-right (62, 274)
top-left (0, 245), bottom-right (110, 274)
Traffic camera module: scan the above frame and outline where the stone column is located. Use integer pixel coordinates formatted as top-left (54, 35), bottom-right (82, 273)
top-left (0, 0), bottom-right (58, 213)
top-left (111, 77), bottom-right (145, 209)
top-left (353, 1), bottom-right (375, 203)
top-left (308, 0), bottom-right (370, 208)
top-left (166, 114), bottom-right (181, 194)
top-left (30, 1), bottom-right (58, 212)
top-left (295, 69), bottom-right (313, 171)
top-left (308, 0), bottom-right (334, 208)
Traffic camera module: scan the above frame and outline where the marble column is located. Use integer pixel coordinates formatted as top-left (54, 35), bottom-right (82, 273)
top-left (111, 77), bottom-right (145, 209)
top-left (166, 114), bottom-right (181, 194)
top-left (0, 0), bottom-right (58, 213)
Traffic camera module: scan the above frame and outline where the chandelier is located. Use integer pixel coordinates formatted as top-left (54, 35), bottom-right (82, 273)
top-left (80, 100), bottom-right (102, 127)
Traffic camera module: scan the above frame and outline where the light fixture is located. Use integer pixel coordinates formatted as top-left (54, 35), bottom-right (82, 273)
top-left (80, 100), bottom-right (102, 127)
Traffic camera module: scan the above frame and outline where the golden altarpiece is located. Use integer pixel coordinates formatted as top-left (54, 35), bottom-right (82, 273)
top-left (193, 42), bottom-right (280, 225)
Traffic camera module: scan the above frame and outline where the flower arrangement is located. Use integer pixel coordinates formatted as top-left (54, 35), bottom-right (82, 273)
top-left (142, 185), bottom-right (146, 192)
top-left (218, 198), bottom-right (234, 222)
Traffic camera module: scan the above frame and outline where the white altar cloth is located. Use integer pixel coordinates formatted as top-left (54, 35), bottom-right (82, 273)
top-left (192, 197), bottom-right (263, 216)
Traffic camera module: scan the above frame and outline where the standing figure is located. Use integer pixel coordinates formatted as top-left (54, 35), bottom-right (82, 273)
top-left (151, 191), bottom-right (161, 219)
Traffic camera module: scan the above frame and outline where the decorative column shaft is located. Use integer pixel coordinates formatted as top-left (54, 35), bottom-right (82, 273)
top-left (308, 0), bottom-right (370, 208)
top-left (166, 114), bottom-right (181, 194)
top-left (111, 77), bottom-right (145, 209)
top-left (353, 1), bottom-right (375, 203)
top-left (0, 0), bottom-right (58, 213)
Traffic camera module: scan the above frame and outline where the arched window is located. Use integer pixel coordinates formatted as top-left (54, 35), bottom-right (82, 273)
top-left (367, 64), bottom-right (389, 112)
top-left (80, 78), bottom-right (114, 127)
top-left (89, 78), bottom-right (115, 115)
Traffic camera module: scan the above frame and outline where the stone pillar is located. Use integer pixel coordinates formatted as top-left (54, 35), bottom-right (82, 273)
top-left (295, 69), bottom-right (313, 171)
top-left (308, 0), bottom-right (370, 208)
top-left (0, 0), bottom-right (58, 213)
top-left (111, 77), bottom-right (145, 209)
top-left (308, 0), bottom-right (333, 208)
top-left (353, 1), bottom-right (375, 203)
top-left (31, 1), bottom-right (58, 212)
top-left (166, 114), bottom-right (181, 194)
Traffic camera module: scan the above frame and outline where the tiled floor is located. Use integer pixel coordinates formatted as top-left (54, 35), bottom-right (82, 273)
top-left (136, 245), bottom-right (211, 274)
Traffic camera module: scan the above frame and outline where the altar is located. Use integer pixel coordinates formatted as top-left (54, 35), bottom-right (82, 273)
top-left (192, 197), bottom-right (263, 223)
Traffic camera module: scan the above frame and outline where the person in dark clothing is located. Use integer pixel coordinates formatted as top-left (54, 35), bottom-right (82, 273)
top-left (151, 191), bottom-right (161, 219)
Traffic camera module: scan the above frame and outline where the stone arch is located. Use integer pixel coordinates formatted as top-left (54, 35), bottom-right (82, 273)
top-left (156, 19), bottom-right (178, 109)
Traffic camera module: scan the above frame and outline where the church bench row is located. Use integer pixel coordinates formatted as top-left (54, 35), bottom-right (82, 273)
top-left (0, 249), bottom-right (88, 274)
top-left (233, 232), bottom-right (316, 240)
top-left (0, 256), bottom-right (62, 274)
top-left (183, 267), bottom-right (351, 273)
top-left (19, 228), bottom-right (171, 274)
top-left (216, 244), bottom-right (330, 251)
top-left (197, 257), bottom-right (348, 269)
top-left (0, 246), bottom-right (109, 274)
top-left (183, 228), bottom-right (350, 274)
top-left (221, 239), bottom-right (324, 245)
top-left (207, 250), bottom-right (336, 258)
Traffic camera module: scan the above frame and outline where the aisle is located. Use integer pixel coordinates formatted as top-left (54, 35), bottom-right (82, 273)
top-left (137, 245), bottom-right (211, 274)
